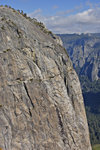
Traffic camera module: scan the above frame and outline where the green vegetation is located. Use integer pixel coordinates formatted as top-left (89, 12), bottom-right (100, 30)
top-left (92, 144), bottom-right (100, 150)
top-left (0, 5), bottom-right (31, 20)
top-left (0, 5), bottom-right (53, 36)
top-left (80, 76), bottom-right (100, 146)
top-left (86, 107), bottom-right (100, 145)
top-left (81, 76), bottom-right (100, 145)
top-left (80, 76), bottom-right (100, 93)
top-left (34, 20), bottom-right (53, 35)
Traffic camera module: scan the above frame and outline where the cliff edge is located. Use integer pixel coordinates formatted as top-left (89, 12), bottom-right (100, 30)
top-left (0, 7), bottom-right (91, 150)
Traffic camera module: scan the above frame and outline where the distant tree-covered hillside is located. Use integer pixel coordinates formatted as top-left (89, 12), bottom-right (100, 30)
top-left (58, 33), bottom-right (100, 145)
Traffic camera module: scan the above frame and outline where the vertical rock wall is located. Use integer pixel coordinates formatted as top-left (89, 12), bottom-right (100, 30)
top-left (0, 7), bottom-right (92, 150)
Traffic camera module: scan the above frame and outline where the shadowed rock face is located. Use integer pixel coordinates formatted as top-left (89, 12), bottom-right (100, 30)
top-left (0, 7), bottom-right (91, 150)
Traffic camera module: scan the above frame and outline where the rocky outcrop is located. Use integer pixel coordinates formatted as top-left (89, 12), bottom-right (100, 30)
top-left (0, 7), bottom-right (91, 150)
top-left (59, 33), bottom-right (100, 81)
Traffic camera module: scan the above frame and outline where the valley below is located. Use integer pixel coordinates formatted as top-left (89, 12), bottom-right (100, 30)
top-left (59, 33), bottom-right (100, 146)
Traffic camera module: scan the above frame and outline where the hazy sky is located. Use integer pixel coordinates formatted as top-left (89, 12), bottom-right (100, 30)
top-left (1, 0), bottom-right (100, 33)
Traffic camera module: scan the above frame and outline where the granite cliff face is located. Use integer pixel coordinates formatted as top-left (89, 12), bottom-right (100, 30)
top-left (0, 7), bottom-right (91, 150)
top-left (59, 34), bottom-right (100, 81)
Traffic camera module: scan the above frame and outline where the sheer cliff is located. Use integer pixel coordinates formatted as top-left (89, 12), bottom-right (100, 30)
top-left (0, 7), bottom-right (91, 150)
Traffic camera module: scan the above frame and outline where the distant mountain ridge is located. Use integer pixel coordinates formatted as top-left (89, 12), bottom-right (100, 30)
top-left (58, 33), bottom-right (100, 82)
